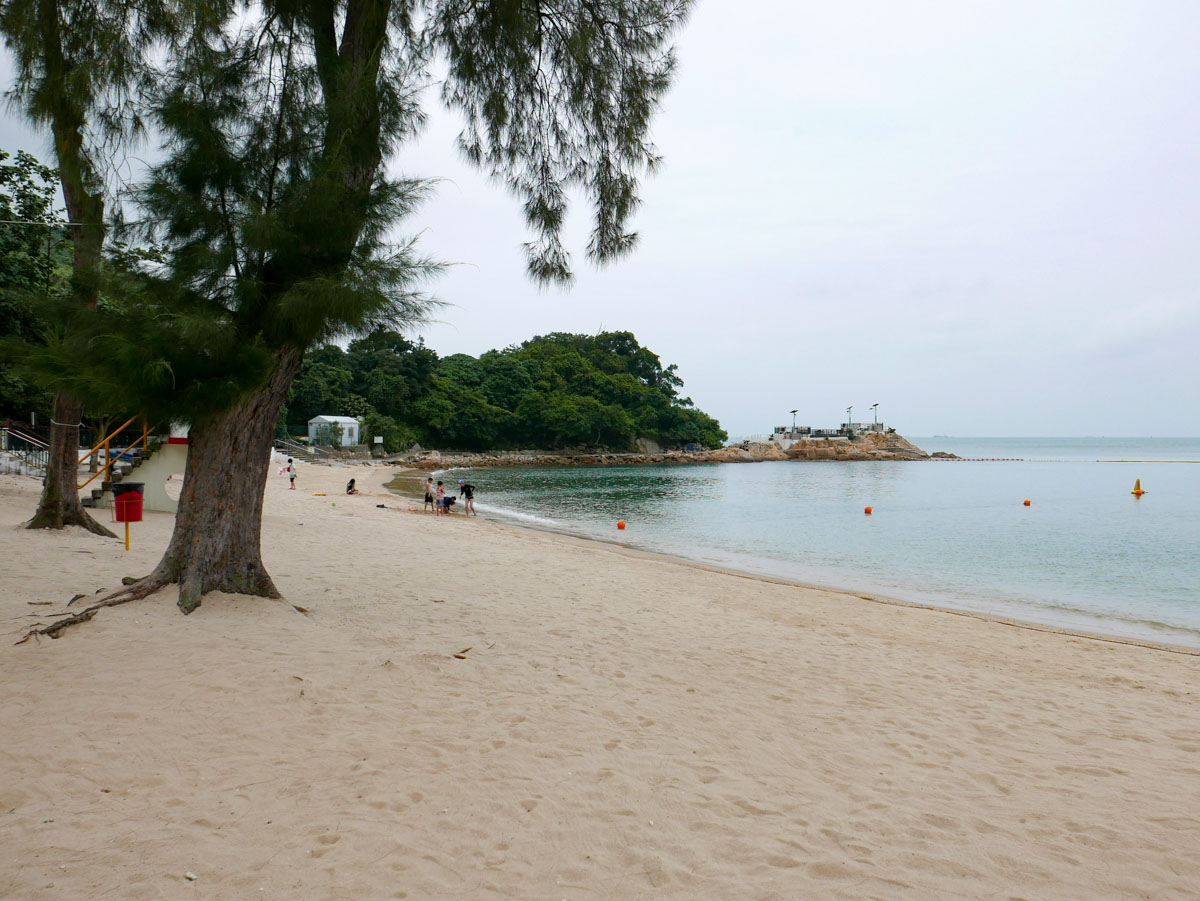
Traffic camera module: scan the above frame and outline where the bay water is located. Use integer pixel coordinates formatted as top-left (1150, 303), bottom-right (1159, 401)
top-left (440, 438), bottom-right (1200, 648)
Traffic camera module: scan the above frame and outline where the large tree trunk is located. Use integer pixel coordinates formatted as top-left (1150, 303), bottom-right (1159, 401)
top-left (117, 348), bottom-right (302, 615)
top-left (23, 348), bottom-right (304, 639)
top-left (25, 392), bottom-right (115, 536)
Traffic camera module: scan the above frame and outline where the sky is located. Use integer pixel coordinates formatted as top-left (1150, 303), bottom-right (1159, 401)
top-left (4, 0), bottom-right (1199, 438)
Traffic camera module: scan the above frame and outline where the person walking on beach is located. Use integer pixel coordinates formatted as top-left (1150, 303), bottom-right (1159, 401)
top-left (435, 480), bottom-right (445, 514)
top-left (424, 477), bottom-right (435, 513)
top-left (458, 479), bottom-right (477, 516)
top-left (287, 458), bottom-right (296, 490)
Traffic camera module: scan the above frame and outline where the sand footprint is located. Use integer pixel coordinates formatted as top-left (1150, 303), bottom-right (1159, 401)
top-left (310, 834), bottom-right (340, 857)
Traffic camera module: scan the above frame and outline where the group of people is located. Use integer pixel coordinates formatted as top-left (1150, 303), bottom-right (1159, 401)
top-left (284, 459), bottom-right (476, 516)
top-left (424, 477), bottom-right (477, 516)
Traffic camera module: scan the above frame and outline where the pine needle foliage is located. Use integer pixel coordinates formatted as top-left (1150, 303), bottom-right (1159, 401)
top-left (6, 0), bottom-right (695, 424)
top-left (429, 0), bottom-right (694, 285)
top-left (98, 3), bottom-right (442, 424)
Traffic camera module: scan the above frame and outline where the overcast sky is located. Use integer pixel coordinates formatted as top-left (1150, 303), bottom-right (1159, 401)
top-left (5, 1), bottom-right (1198, 437)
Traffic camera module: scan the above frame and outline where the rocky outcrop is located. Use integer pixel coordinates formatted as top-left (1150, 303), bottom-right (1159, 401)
top-left (385, 433), bottom-right (930, 470)
top-left (785, 432), bottom-right (929, 461)
top-left (703, 442), bottom-right (790, 463)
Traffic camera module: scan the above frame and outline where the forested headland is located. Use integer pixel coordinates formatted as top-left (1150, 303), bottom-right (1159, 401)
top-left (286, 330), bottom-right (726, 453)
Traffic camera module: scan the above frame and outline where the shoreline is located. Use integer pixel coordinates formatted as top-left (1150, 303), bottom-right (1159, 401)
top-left (384, 466), bottom-right (1200, 656)
top-left (380, 431), bottom-right (937, 470)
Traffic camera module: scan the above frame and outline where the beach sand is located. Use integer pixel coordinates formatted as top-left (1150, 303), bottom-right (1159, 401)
top-left (1, 463), bottom-right (1198, 899)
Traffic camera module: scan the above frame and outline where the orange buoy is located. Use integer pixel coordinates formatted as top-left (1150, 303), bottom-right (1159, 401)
top-left (1023, 499), bottom-right (1031, 506)
top-left (864, 506), bottom-right (872, 515)
top-left (617, 520), bottom-right (626, 530)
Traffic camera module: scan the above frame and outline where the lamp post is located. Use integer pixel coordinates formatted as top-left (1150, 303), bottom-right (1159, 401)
top-left (846, 406), bottom-right (853, 435)
top-left (871, 403), bottom-right (879, 424)
top-left (789, 409), bottom-right (797, 432)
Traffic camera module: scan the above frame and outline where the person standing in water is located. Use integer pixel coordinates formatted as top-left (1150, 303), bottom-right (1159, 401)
top-left (458, 479), bottom-right (477, 516)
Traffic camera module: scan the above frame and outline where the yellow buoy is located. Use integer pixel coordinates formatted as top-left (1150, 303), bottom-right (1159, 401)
top-left (1131, 478), bottom-right (1145, 497)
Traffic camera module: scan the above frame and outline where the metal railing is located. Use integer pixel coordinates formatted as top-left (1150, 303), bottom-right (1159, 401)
top-left (274, 437), bottom-right (332, 458)
top-left (0, 427), bottom-right (50, 476)
top-left (78, 416), bottom-right (154, 491)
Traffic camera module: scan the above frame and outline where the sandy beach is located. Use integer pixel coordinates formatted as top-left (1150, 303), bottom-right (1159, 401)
top-left (1, 462), bottom-right (1198, 900)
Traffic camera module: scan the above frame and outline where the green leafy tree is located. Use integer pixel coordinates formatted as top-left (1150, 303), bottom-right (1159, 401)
top-left (248, 325), bottom-right (726, 452)
top-left (344, 331), bottom-right (438, 421)
top-left (416, 369), bottom-right (515, 449)
top-left (361, 409), bottom-right (417, 453)
top-left (287, 357), bottom-right (354, 429)
top-left (0, 149), bottom-right (66, 420)
top-left (477, 351), bottom-right (534, 410)
top-left (489, 331), bottom-right (722, 449)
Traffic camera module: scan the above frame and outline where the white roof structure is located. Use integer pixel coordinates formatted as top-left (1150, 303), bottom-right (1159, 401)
top-left (308, 415), bottom-right (360, 425)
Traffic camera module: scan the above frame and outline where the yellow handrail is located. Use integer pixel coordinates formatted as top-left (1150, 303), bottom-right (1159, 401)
top-left (78, 417), bottom-right (154, 493)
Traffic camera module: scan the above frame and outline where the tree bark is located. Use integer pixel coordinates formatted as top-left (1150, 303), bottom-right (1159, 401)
top-left (112, 348), bottom-right (303, 615)
top-left (25, 392), bottom-right (116, 535)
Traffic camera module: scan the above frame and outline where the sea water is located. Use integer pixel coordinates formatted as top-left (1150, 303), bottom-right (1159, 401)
top-left (439, 438), bottom-right (1200, 648)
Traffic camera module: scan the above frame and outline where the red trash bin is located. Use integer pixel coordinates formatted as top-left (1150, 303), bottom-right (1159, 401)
top-left (112, 482), bottom-right (144, 523)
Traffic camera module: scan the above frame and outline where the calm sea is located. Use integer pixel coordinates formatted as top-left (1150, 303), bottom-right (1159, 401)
top-left (437, 438), bottom-right (1200, 648)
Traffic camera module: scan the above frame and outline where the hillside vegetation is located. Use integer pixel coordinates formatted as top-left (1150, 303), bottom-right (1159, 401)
top-left (285, 331), bottom-right (726, 452)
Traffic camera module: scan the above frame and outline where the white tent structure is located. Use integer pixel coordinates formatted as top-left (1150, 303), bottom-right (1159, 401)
top-left (308, 415), bottom-right (362, 447)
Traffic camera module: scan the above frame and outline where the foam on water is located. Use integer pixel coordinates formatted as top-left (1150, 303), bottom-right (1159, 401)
top-left (471, 503), bottom-right (562, 529)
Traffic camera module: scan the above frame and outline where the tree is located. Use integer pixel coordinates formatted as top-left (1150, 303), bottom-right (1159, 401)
top-left (18, 0), bottom-right (696, 630)
top-left (287, 357), bottom-right (354, 428)
top-left (477, 351), bottom-right (534, 411)
top-left (489, 331), bottom-right (723, 449)
top-left (344, 331), bottom-right (437, 422)
top-left (1, 0), bottom-right (164, 535)
top-left (84, 3), bottom-right (437, 612)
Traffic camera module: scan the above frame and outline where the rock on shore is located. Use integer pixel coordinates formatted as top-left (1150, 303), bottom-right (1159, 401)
top-left (387, 432), bottom-right (932, 470)
top-left (784, 431), bottom-right (930, 461)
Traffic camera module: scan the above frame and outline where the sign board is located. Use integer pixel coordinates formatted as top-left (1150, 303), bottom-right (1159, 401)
top-left (374, 436), bottom-right (384, 444)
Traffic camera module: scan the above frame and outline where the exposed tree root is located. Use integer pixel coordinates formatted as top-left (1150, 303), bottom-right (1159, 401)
top-left (25, 507), bottom-right (117, 538)
top-left (16, 572), bottom-right (171, 643)
top-left (17, 358), bottom-right (296, 643)
top-left (16, 559), bottom-right (286, 642)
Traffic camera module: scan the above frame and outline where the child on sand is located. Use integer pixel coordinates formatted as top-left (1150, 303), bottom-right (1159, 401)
top-left (287, 458), bottom-right (296, 490)
top-left (424, 477), bottom-right (435, 513)
top-left (435, 480), bottom-right (445, 514)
